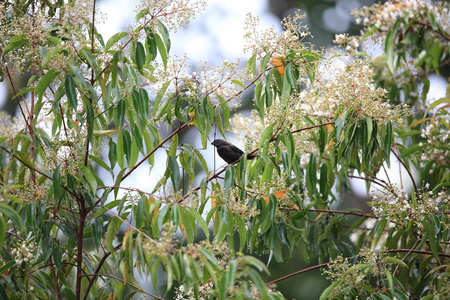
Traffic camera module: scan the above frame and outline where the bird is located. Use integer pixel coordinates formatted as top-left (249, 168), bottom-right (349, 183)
top-left (211, 139), bottom-right (258, 164)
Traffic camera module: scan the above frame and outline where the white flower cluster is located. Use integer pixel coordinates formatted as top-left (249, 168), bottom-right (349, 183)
top-left (135, 0), bottom-right (206, 33)
top-left (419, 115), bottom-right (450, 164)
top-left (11, 240), bottom-right (37, 265)
top-left (353, 0), bottom-right (450, 33)
top-left (333, 33), bottom-right (360, 52)
top-left (175, 281), bottom-right (214, 300)
top-left (299, 58), bottom-right (402, 122)
top-left (151, 56), bottom-right (244, 104)
top-left (370, 184), bottom-right (443, 230)
top-left (243, 11), bottom-right (310, 59)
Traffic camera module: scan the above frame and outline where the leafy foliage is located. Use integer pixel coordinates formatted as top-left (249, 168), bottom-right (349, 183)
top-left (0, 0), bottom-right (449, 299)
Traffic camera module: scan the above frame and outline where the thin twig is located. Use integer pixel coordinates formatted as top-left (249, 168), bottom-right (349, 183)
top-left (81, 273), bottom-right (164, 300)
top-left (121, 123), bottom-right (187, 182)
top-left (83, 243), bottom-right (122, 300)
top-left (268, 248), bottom-right (450, 285)
top-left (390, 145), bottom-right (418, 193)
top-left (308, 208), bottom-right (379, 219)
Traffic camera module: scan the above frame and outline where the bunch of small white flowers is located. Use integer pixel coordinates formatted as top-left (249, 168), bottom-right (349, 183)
top-left (135, 0), bottom-right (206, 33)
top-left (333, 33), bottom-right (361, 53)
top-left (11, 239), bottom-right (37, 266)
top-left (419, 115), bottom-right (450, 165)
top-left (370, 185), bottom-right (410, 222)
top-left (193, 59), bottom-right (244, 103)
top-left (243, 10), bottom-right (312, 64)
top-left (174, 280), bottom-right (214, 300)
top-left (306, 57), bottom-right (406, 123)
top-left (322, 255), bottom-right (370, 296)
top-left (143, 222), bottom-right (177, 257)
top-left (353, 0), bottom-right (435, 31)
top-left (370, 184), bottom-right (443, 230)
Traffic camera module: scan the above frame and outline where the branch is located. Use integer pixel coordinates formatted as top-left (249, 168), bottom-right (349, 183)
top-left (267, 248), bottom-right (450, 285)
top-left (83, 243), bottom-right (122, 300)
top-left (181, 121), bottom-right (336, 201)
top-left (308, 208), bottom-right (379, 219)
top-left (121, 122), bottom-right (187, 182)
top-left (75, 201), bottom-right (87, 300)
top-left (390, 145), bottom-right (418, 193)
top-left (81, 273), bottom-right (164, 300)
top-left (49, 257), bottom-right (63, 300)
top-left (268, 261), bottom-right (336, 285)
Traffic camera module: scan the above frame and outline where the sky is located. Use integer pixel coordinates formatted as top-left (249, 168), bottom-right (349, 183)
top-left (97, 0), bottom-right (279, 63)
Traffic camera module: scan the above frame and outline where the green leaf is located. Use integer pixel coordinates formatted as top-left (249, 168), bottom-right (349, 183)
top-left (426, 97), bottom-right (450, 113)
top-left (135, 196), bottom-right (146, 228)
top-left (153, 80), bottom-right (171, 114)
top-left (0, 260), bottom-right (16, 275)
top-left (235, 215), bottom-right (247, 252)
top-left (53, 165), bottom-right (61, 202)
top-left (154, 33), bottom-right (168, 68)
top-left (135, 41), bottom-right (146, 72)
top-left (0, 215), bottom-right (6, 248)
top-left (65, 75), bottom-right (77, 109)
top-left (2, 34), bottom-right (29, 56)
top-left (385, 257), bottom-right (408, 268)
top-left (384, 269), bottom-right (394, 295)
top-left (248, 269), bottom-right (269, 298)
top-left (258, 123), bottom-right (275, 148)
top-left (93, 129), bottom-right (119, 137)
top-left (106, 217), bottom-right (119, 252)
top-left (80, 165), bottom-right (97, 194)
top-left (169, 134), bottom-right (178, 157)
top-left (158, 21), bottom-right (171, 52)
top-left (155, 97), bottom-right (172, 121)
top-left (80, 50), bottom-right (97, 76)
top-left (285, 63), bottom-right (296, 87)
top-left (319, 282), bottom-right (338, 300)
top-left (224, 166), bottom-right (235, 193)
top-left (116, 99), bottom-right (126, 128)
top-left (168, 157), bottom-right (181, 191)
top-left (105, 31), bottom-right (128, 51)
top-left (42, 47), bottom-right (61, 67)
top-left (185, 206), bottom-right (209, 240)
top-left (0, 204), bottom-right (24, 232)
top-left (373, 218), bottom-right (387, 247)
top-left (36, 70), bottom-right (60, 100)
top-left (179, 207), bottom-right (196, 243)
top-left (426, 222), bottom-right (440, 261)
top-left (400, 144), bottom-right (423, 159)
top-left (365, 116), bottom-right (373, 145)
top-left (86, 101), bottom-right (94, 142)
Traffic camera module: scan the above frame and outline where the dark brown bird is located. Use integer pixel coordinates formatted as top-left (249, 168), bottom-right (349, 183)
top-left (211, 139), bottom-right (257, 164)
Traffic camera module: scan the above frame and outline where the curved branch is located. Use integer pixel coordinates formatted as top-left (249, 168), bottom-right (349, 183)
top-left (82, 273), bottom-right (164, 300)
top-left (267, 248), bottom-right (450, 285)
top-left (83, 243), bottom-right (123, 300)
top-left (121, 122), bottom-right (187, 182)
top-left (308, 208), bottom-right (378, 219)
top-left (390, 145), bottom-right (418, 193)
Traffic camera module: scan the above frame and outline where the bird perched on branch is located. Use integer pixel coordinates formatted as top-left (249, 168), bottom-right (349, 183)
top-left (211, 139), bottom-right (258, 164)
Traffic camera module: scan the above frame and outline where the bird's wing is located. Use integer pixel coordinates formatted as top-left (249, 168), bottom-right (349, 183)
top-left (228, 144), bottom-right (243, 155)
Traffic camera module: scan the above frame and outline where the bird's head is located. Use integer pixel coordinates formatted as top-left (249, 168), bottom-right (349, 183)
top-left (211, 139), bottom-right (228, 147)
